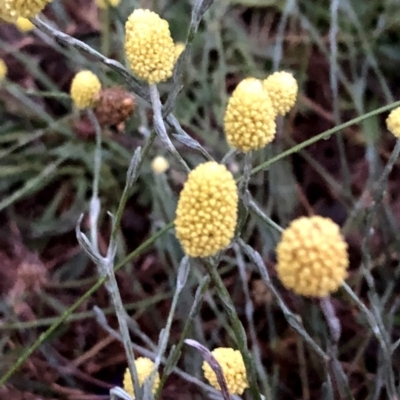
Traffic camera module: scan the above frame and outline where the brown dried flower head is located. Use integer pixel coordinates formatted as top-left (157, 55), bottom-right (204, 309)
top-left (94, 87), bottom-right (136, 128)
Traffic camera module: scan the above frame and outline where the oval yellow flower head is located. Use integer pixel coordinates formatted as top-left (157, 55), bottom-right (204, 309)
top-left (386, 107), bottom-right (400, 138)
top-left (96, 0), bottom-right (120, 9)
top-left (4, 0), bottom-right (51, 19)
top-left (175, 162), bottom-right (238, 258)
top-left (123, 357), bottom-right (160, 395)
top-left (15, 17), bottom-right (34, 32)
top-left (263, 71), bottom-right (298, 116)
top-left (276, 216), bottom-right (349, 298)
top-left (203, 347), bottom-right (248, 395)
top-left (0, 59), bottom-right (7, 82)
top-left (224, 78), bottom-right (276, 152)
top-left (125, 9), bottom-right (175, 84)
top-left (70, 70), bottom-right (101, 110)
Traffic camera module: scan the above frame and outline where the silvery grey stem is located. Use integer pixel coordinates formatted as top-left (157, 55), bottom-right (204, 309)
top-left (76, 146), bottom-right (146, 398)
top-left (95, 306), bottom-right (223, 397)
top-left (149, 84), bottom-right (190, 172)
top-left (234, 243), bottom-right (272, 399)
top-left (320, 296), bottom-right (341, 345)
top-left (110, 387), bottom-right (133, 400)
top-left (185, 339), bottom-right (232, 400)
top-left (33, 17), bottom-right (149, 101)
top-left (342, 282), bottom-right (396, 396)
top-left (246, 197), bottom-right (284, 234)
top-left (238, 238), bottom-right (328, 361)
top-left (87, 110), bottom-right (102, 253)
top-left (150, 256), bottom-right (190, 393)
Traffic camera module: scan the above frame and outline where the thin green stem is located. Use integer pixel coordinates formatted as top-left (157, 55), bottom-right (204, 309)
top-left (245, 100), bottom-right (400, 181)
top-left (203, 259), bottom-right (262, 400)
top-left (0, 221), bottom-right (173, 386)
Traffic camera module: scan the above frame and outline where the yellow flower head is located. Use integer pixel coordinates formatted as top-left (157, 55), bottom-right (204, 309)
top-left (386, 107), bottom-right (400, 138)
top-left (263, 71), bottom-right (298, 116)
top-left (151, 156), bottom-right (170, 174)
top-left (124, 9), bottom-right (175, 84)
top-left (175, 162), bottom-right (238, 258)
top-left (224, 77), bottom-right (276, 152)
top-left (96, 0), bottom-right (120, 9)
top-left (276, 216), bottom-right (349, 298)
top-left (70, 70), bottom-right (101, 110)
top-left (0, 3), bottom-right (14, 22)
top-left (0, 59), bottom-right (7, 82)
top-left (203, 347), bottom-right (248, 395)
top-left (174, 42), bottom-right (185, 63)
top-left (15, 17), bottom-right (34, 32)
top-left (4, 0), bottom-right (51, 19)
top-left (123, 357), bottom-right (160, 395)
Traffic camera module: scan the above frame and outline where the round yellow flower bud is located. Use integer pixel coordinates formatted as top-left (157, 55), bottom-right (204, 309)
top-left (123, 357), bottom-right (160, 395)
top-left (70, 70), bottom-right (101, 110)
top-left (15, 17), bottom-right (34, 32)
top-left (263, 71), bottom-right (298, 116)
top-left (386, 107), bottom-right (400, 138)
top-left (124, 9), bottom-right (175, 84)
top-left (276, 216), bottom-right (349, 298)
top-left (0, 59), bottom-right (7, 82)
top-left (224, 78), bottom-right (276, 152)
top-left (151, 156), bottom-right (170, 174)
top-left (203, 347), bottom-right (248, 395)
top-left (96, 0), bottom-right (120, 9)
top-left (4, 0), bottom-right (51, 19)
top-left (175, 162), bottom-right (238, 258)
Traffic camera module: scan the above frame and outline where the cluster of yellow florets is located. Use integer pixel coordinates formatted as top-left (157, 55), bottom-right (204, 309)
top-left (2, 0), bottom-right (51, 20)
top-left (70, 70), bottom-right (101, 110)
top-left (0, 59), bottom-right (7, 82)
top-left (386, 107), bottom-right (400, 138)
top-left (276, 216), bottom-right (349, 298)
top-left (175, 162), bottom-right (238, 258)
top-left (0, 3), bottom-right (14, 22)
top-left (263, 71), bottom-right (298, 116)
top-left (124, 9), bottom-right (175, 84)
top-left (223, 71), bottom-right (298, 152)
top-left (203, 347), bottom-right (248, 395)
top-left (123, 357), bottom-right (160, 396)
top-left (224, 78), bottom-right (277, 152)
top-left (95, 0), bottom-right (120, 9)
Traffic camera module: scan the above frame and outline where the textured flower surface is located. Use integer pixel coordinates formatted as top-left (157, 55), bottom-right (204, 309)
top-left (70, 70), bottom-right (101, 110)
top-left (224, 78), bottom-right (276, 152)
top-left (4, 0), bottom-right (51, 19)
top-left (0, 3), bottom-right (14, 21)
top-left (175, 162), bottom-right (238, 257)
top-left (276, 216), bottom-right (349, 297)
top-left (263, 71), bottom-right (298, 116)
top-left (94, 87), bottom-right (135, 127)
top-left (123, 357), bottom-right (160, 396)
top-left (15, 17), bottom-right (34, 31)
top-left (386, 107), bottom-right (400, 138)
top-left (203, 347), bottom-right (248, 395)
top-left (125, 9), bottom-right (175, 84)
top-left (0, 59), bottom-right (7, 82)
top-left (96, 0), bottom-right (120, 8)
